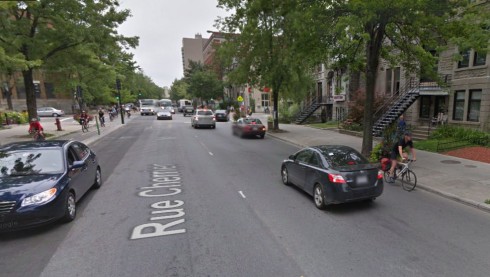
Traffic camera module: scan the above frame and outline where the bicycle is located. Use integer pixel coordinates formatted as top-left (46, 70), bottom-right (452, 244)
top-left (99, 116), bottom-right (105, 127)
top-left (383, 159), bottom-right (417, 191)
top-left (80, 119), bottom-right (89, 132)
top-left (30, 130), bottom-right (45, 141)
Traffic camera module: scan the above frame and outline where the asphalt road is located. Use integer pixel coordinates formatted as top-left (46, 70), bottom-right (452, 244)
top-left (1, 114), bottom-right (490, 277)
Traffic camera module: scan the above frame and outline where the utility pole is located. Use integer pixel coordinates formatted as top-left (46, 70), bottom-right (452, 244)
top-left (116, 79), bottom-right (124, 124)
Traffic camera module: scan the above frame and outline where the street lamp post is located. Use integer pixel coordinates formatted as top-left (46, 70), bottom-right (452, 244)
top-left (116, 79), bottom-right (124, 124)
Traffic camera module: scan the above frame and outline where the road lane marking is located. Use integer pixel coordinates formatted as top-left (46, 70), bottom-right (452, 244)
top-left (239, 191), bottom-right (246, 199)
top-left (209, 152), bottom-right (214, 156)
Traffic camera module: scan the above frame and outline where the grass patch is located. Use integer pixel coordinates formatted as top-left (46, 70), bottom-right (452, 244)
top-left (485, 199), bottom-right (490, 205)
top-left (308, 121), bottom-right (338, 129)
top-left (415, 138), bottom-right (459, 152)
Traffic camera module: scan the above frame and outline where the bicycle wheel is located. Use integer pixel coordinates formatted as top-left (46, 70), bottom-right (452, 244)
top-left (401, 170), bottom-right (417, 191)
top-left (383, 170), bottom-right (390, 182)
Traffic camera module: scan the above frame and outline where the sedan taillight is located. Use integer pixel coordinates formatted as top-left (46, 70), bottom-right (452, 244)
top-left (328, 173), bottom-right (346, 184)
top-left (377, 170), bottom-right (383, 179)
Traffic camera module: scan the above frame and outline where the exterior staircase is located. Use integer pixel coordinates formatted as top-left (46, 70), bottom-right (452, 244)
top-left (372, 79), bottom-right (420, 137)
top-left (295, 97), bottom-right (321, 124)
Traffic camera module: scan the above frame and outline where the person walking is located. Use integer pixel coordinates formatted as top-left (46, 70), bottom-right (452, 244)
top-left (397, 115), bottom-right (407, 138)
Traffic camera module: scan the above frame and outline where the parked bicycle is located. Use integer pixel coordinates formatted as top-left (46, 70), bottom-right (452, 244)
top-left (383, 159), bottom-right (417, 191)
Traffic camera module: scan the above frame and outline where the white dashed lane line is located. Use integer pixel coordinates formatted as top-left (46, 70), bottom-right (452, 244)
top-left (238, 191), bottom-right (246, 199)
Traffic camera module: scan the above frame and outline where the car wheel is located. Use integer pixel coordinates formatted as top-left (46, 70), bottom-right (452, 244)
top-left (53, 113), bottom-right (59, 117)
top-left (314, 184), bottom-right (327, 210)
top-left (259, 134), bottom-right (265, 139)
top-left (61, 191), bottom-right (76, 223)
top-left (92, 167), bottom-right (102, 189)
top-left (240, 130), bottom-right (245, 138)
top-left (281, 166), bottom-right (290, 185)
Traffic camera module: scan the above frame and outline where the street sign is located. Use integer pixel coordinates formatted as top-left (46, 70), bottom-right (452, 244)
top-left (237, 96), bottom-right (243, 102)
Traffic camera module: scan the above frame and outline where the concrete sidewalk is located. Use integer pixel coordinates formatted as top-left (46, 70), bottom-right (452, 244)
top-left (254, 113), bottom-right (490, 213)
top-left (0, 115), bottom-right (129, 147)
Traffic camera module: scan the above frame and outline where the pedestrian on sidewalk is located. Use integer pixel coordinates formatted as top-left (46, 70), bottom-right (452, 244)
top-left (397, 115), bottom-right (406, 138)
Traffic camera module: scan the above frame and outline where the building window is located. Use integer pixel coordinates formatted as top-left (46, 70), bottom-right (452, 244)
top-left (457, 50), bottom-right (470, 68)
top-left (453, 91), bottom-right (465, 121)
top-left (261, 93), bottom-right (270, 108)
top-left (473, 52), bottom-right (487, 66)
top-left (467, 89), bottom-right (481, 122)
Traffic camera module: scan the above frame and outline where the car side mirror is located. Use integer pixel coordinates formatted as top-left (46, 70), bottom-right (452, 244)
top-left (70, 160), bottom-right (84, 170)
top-left (289, 155), bottom-right (295, 160)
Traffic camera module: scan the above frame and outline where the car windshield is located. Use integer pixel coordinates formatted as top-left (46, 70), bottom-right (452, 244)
top-left (0, 149), bottom-right (64, 176)
top-left (197, 110), bottom-right (213, 116)
top-left (318, 147), bottom-right (369, 167)
top-left (243, 118), bottom-right (262, 124)
top-left (216, 110), bottom-right (226, 114)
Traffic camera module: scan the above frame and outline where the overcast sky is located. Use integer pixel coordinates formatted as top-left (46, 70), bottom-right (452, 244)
top-left (117, 0), bottom-right (230, 88)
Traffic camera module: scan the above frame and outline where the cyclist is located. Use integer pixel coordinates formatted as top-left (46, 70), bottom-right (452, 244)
top-left (79, 110), bottom-right (89, 128)
top-left (388, 131), bottom-right (416, 183)
top-left (28, 118), bottom-right (45, 141)
top-left (98, 108), bottom-right (105, 127)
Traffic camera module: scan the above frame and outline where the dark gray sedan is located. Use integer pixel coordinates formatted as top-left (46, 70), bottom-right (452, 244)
top-left (281, 145), bottom-right (383, 209)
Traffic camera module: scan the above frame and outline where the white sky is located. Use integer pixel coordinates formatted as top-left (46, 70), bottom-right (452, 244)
top-left (117, 0), bottom-right (230, 88)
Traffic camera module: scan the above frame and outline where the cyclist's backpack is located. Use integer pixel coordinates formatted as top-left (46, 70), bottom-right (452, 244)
top-left (380, 157), bottom-right (390, 171)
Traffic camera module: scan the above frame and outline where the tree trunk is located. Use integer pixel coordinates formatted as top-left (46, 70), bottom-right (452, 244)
top-left (6, 90), bottom-right (13, 110)
top-left (361, 24), bottom-right (385, 157)
top-left (22, 68), bottom-right (38, 120)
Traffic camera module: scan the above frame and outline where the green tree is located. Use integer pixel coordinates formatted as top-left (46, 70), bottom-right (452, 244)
top-left (0, 0), bottom-right (138, 120)
top-left (169, 78), bottom-right (189, 102)
top-left (217, 0), bottom-right (313, 130)
top-left (183, 60), bottom-right (224, 104)
top-left (292, 0), bottom-right (490, 156)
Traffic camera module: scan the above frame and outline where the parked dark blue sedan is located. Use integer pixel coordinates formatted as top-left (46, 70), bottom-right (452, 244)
top-left (0, 140), bottom-right (101, 231)
top-left (281, 145), bottom-right (383, 209)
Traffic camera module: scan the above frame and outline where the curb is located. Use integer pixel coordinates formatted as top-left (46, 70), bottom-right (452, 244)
top-left (266, 131), bottom-right (490, 214)
top-left (416, 183), bottom-right (490, 213)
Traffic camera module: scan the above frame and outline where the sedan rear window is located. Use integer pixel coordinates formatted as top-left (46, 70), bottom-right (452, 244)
top-left (243, 118), bottom-right (262, 124)
top-left (0, 149), bottom-right (64, 176)
top-left (197, 111), bottom-right (213, 116)
top-left (319, 147), bottom-right (369, 167)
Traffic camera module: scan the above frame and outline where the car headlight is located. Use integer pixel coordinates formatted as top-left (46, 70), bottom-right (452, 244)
top-left (21, 188), bottom-right (57, 207)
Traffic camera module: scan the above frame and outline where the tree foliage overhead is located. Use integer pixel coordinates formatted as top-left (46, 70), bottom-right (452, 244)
top-left (0, 0), bottom-right (141, 118)
top-left (216, 0), bottom-right (490, 154)
top-left (298, 0), bottom-right (490, 155)
top-left (217, 0), bottom-right (314, 129)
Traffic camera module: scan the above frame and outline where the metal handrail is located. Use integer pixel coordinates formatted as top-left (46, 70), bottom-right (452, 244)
top-left (373, 78), bottom-right (419, 123)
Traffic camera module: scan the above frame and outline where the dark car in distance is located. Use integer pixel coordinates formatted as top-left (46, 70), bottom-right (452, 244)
top-left (281, 145), bottom-right (383, 209)
top-left (232, 117), bottom-right (266, 138)
top-left (183, 105), bottom-right (195, 117)
top-left (0, 140), bottom-right (102, 232)
top-left (214, 110), bottom-right (229, 122)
